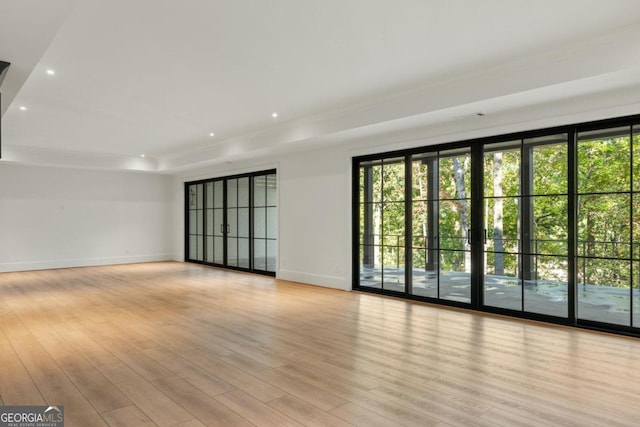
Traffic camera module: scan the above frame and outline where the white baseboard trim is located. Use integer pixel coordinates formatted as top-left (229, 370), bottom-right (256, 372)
top-left (0, 254), bottom-right (175, 273)
top-left (278, 269), bottom-right (350, 291)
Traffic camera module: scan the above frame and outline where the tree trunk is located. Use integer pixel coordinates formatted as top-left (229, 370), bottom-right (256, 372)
top-left (453, 157), bottom-right (471, 273)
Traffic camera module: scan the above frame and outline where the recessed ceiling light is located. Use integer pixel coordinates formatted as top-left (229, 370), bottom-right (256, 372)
top-left (209, 132), bottom-right (215, 137)
top-left (19, 106), bottom-right (27, 111)
top-left (272, 112), bottom-right (278, 118)
top-left (140, 154), bottom-right (145, 158)
top-left (46, 69), bottom-right (55, 75)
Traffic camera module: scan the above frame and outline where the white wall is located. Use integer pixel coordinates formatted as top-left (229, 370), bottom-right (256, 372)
top-left (174, 147), bottom-right (352, 290)
top-left (277, 148), bottom-right (351, 289)
top-left (0, 164), bottom-right (174, 272)
top-left (171, 101), bottom-right (640, 292)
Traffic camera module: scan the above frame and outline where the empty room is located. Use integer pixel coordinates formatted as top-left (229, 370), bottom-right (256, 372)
top-left (2, 1), bottom-right (640, 426)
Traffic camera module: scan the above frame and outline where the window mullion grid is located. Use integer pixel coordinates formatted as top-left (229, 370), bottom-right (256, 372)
top-left (568, 130), bottom-right (577, 323)
top-left (520, 139), bottom-right (525, 312)
top-left (629, 126), bottom-right (634, 328)
top-left (405, 155), bottom-right (412, 295)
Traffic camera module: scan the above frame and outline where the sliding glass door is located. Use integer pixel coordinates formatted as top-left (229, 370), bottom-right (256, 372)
top-left (226, 177), bottom-right (250, 269)
top-left (576, 127), bottom-right (635, 326)
top-left (187, 183), bottom-right (204, 261)
top-left (410, 148), bottom-right (472, 303)
top-left (186, 170), bottom-right (276, 276)
top-left (205, 180), bottom-right (225, 265)
top-left (253, 173), bottom-right (277, 273)
top-left (354, 114), bottom-right (640, 335)
top-left (482, 136), bottom-right (569, 317)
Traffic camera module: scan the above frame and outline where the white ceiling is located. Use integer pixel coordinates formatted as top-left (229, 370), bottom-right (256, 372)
top-left (2, 0), bottom-right (640, 173)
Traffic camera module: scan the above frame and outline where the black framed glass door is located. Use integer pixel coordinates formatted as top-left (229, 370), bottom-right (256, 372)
top-left (186, 169), bottom-right (276, 276)
top-left (353, 113), bottom-right (640, 336)
top-left (482, 135), bottom-right (569, 317)
top-left (205, 180), bottom-right (225, 265)
top-left (410, 148), bottom-right (472, 303)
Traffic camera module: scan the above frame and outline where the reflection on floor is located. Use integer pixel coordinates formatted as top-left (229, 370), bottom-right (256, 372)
top-left (360, 267), bottom-right (640, 326)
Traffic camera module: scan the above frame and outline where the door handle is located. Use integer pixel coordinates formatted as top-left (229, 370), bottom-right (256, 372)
top-left (226, 224), bottom-right (230, 234)
top-left (220, 224), bottom-right (224, 234)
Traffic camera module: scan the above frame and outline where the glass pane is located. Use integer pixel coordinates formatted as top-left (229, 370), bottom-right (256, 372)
top-left (366, 202), bottom-right (381, 247)
top-left (439, 199), bottom-right (470, 251)
top-left (577, 194), bottom-right (630, 258)
top-left (227, 208), bottom-right (237, 237)
top-left (368, 164), bottom-right (383, 204)
top-left (206, 236), bottom-right (214, 263)
top-left (438, 149), bottom-right (470, 200)
top-left (485, 197), bottom-right (519, 254)
top-left (266, 207), bottom-right (277, 239)
top-left (238, 177), bottom-right (249, 207)
top-left (360, 245), bottom-right (381, 288)
top-left (484, 142), bottom-right (521, 197)
top-left (213, 209), bottom-right (224, 237)
top-left (189, 235), bottom-right (197, 260)
top-left (188, 185), bottom-right (198, 209)
top-left (484, 252), bottom-right (522, 311)
top-left (227, 179), bottom-right (238, 208)
top-left (382, 246), bottom-right (404, 293)
top-left (382, 202), bottom-right (404, 249)
top-left (254, 239), bottom-right (266, 271)
top-left (227, 238), bottom-right (238, 267)
top-left (206, 182), bottom-right (213, 209)
top-left (634, 126), bottom-right (640, 192)
top-left (439, 250), bottom-right (471, 303)
top-left (238, 208), bottom-right (249, 238)
top-left (410, 248), bottom-right (437, 298)
top-left (197, 237), bottom-right (203, 261)
top-left (196, 184), bottom-right (203, 209)
top-left (266, 239), bottom-right (277, 272)
top-left (266, 174), bottom-right (277, 206)
top-left (635, 196), bottom-right (640, 260)
top-left (359, 168), bottom-right (365, 204)
top-left (412, 201), bottom-right (434, 247)
top-left (189, 210), bottom-right (197, 234)
top-left (254, 175), bottom-right (266, 207)
top-left (530, 196), bottom-right (568, 256)
top-left (238, 238), bottom-right (250, 268)
top-left (254, 207), bottom-right (266, 238)
top-left (382, 158), bottom-right (405, 202)
top-left (205, 209), bottom-right (214, 235)
top-left (523, 256), bottom-right (568, 317)
top-left (634, 261), bottom-right (640, 328)
top-left (213, 237), bottom-right (224, 264)
top-left (577, 258), bottom-right (631, 326)
top-left (214, 181), bottom-right (224, 208)
top-left (196, 210), bottom-right (203, 235)
top-left (411, 153), bottom-right (437, 201)
top-left (526, 134), bottom-right (568, 195)
top-left (578, 127), bottom-right (630, 193)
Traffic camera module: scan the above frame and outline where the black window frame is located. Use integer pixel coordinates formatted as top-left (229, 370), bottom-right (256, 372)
top-left (353, 113), bottom-right (640, 337)
top-left (185, 168), bottom-right (277, 277)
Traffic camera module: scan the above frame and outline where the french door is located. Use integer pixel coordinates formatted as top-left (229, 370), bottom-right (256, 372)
top-left (186, 170), bottom-right (276, 276)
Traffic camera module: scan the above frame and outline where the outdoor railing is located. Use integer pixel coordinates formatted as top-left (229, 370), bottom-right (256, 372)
top-left (362, 234), bottom-right (640, 284)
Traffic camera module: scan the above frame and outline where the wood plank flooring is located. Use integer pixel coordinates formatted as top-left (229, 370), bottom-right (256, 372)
top-left (0, 262), bottom-right (639, 426)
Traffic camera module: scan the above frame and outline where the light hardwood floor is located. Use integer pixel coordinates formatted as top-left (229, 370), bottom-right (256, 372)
top-left (1, 262), bottom-right (639, 426)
